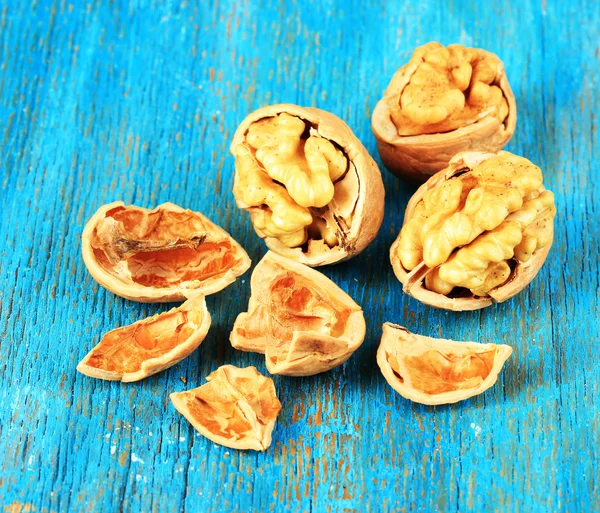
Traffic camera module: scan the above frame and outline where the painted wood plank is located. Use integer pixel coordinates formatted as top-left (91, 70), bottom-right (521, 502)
top-left (0, 0), bottom-right (598, 512)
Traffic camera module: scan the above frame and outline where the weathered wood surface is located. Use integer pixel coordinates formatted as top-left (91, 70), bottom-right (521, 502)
top-left (1, 1), bottom-right (598, 512)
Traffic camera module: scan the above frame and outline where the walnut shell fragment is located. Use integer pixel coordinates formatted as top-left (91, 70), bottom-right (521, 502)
top-left (230, 104), bottom-right (385, 266)
top-left (77, 294), bottom-right (211, 382)
top-left (372, 42), bottom-right (516, 182)
top-left (230, 251), bottom-right (366, 376)
top-left (377, 323), bottom-right (513, 405)
top-left (170, 365), bottom-right (281, 451)
top-left (82, 201), bottom-right (251, 302)
top-left (390, 151), bottom-right (556, 311)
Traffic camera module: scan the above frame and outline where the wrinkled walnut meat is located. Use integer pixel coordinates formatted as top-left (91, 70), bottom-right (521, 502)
top-left (391, 151), bottom-right (556, 311)
top-left (82, 201), bottom-right (251, 302)
top-left (230, 251), bottom-right (366, 376)
top-left (392, 43), bottom-right (509, 135)
top-left (77, 294), bottom-right (211, 382)
top-left (231, 104), bottom-right (384, 266)
top-left (377, 323), bottom-right (513, 405)
top-left (372, 42), bottom-right (516, 182)
top-left (170, 365), bottom-right (281, 451)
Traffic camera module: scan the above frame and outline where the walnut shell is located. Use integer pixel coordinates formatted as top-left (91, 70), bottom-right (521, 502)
top-left (230, 251), bottom-right (366, 376)
top-left (170, 365), bottom-right (281, 451)
top-left (82, 201), bottom-right (251, 302)
top-left (390, 151), bottom-right (555, 311)
top-left (372, 43), bottom-right (516, 182)
top-left (230, 104), bottom-right (385, 266)
top-left (77, 294), bottom-right (211, 382)
top-left (377, 323), bottom-right (513, 405)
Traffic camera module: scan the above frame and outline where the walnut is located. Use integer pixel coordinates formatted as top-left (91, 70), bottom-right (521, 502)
top-left (372, 42), bottom-right (516, 182)
top-left (390, 151), bottom-right (556, 310)
top-left (230, 251), bottom-right (366, 376)
top-left (170, 365), bottom-right (281, 451)
top-left (231, 104), bottom-right (385, 266)
top-left (377, 323), bottom-right (513, 405)
top-left (82, 202), bottom-right (251, 302)
top-left (77, 294), bottom-right (211, 382)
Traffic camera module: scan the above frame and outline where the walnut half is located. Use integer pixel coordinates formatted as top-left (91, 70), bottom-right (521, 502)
top-left (372, 42), bottom-right (516, 182)
top-left (377, 323), bottom-right (513, 405)
top-left (390, 151), bottom-right (556, 310)
top-left (231, 104), bottom-right (385, 267)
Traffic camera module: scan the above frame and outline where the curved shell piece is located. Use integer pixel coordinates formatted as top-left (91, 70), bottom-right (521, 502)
top-left (82, 201), bottom-right (251, 302)
top-left (231, 104), bottom-right (385, 267)
top-left (170, 365), bottom-right (281, 451)
top-left (377, 323), bottom-right (513, 405)
top-left (372, 43), bottom-right (516, 182)
top-left (230, 251), bottom-right (366, 376)
top-left (77, 294), bottom-right (211, 382)
top-left (390, 151), bottom-right (555, 311)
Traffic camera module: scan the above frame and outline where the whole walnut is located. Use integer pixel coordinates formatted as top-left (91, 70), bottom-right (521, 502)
top-left (390, 151), bottom-right (556, 311)
top-left (230, 104), bottom-right (385, 267)
top-left (372, 42), bottom-right (516, 182)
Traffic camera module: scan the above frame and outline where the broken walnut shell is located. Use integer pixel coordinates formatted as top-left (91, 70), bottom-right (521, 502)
top-left (230, 251), bottom-right (366, 376)
top-left (372, 42), bottom-right (516, 182)
top-left (231, 104), bottom-right (385, 266)
top-left (82, 201), bottom-right (251, 302)
top-left (77, 294), bottom-right (211, 382)
top-left (377, 323), bottom-right (513, 405)
top-left (170, 365), bottom-right (281, 451)
top-left (390, 151), bottom-right (555, 311)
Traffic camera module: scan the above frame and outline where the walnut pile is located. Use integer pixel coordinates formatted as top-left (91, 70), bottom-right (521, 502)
top-left (75, 49), bottom-right (557, 452)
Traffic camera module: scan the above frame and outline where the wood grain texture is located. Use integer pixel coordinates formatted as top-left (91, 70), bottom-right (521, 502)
top-left (1, 0), bottom-right (598, 512)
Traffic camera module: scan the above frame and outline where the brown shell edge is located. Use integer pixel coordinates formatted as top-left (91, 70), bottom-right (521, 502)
top-left (488, 234), bottom-right (553, 302)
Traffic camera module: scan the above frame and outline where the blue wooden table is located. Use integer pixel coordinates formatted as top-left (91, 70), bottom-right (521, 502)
top-left (1, 1), bottom-right (598, 512)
